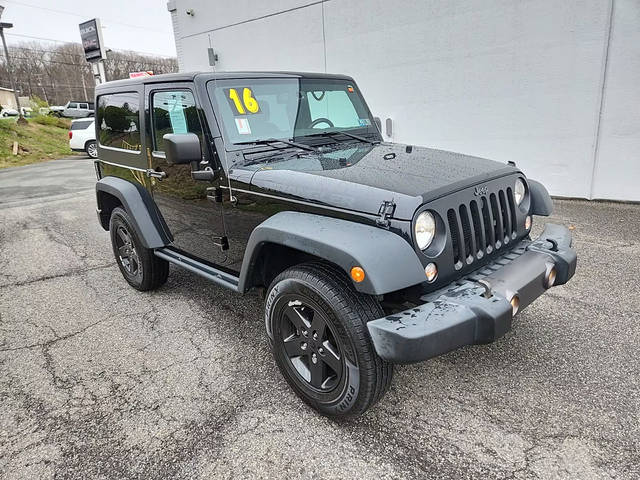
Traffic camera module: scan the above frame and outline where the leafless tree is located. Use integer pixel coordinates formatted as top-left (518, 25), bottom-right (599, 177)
top-left (0, 41), bottom-right (177, 106)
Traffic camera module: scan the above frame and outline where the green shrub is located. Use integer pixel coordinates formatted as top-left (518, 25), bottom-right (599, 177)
top-left (32, 115), bottom-right (57, 126)
top-left (32, 115), bottom-right (70, 129)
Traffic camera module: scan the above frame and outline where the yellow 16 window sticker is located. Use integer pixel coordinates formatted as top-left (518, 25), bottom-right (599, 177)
top-left (225, 87), bottom-right (260, 115)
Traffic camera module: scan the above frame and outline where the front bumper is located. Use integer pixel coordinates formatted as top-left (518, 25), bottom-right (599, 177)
top-left (367, 224), bottom-right (577, 363)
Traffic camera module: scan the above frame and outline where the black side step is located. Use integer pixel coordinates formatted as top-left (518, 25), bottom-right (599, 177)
top-left (154, 248), bottom-right (240, 292)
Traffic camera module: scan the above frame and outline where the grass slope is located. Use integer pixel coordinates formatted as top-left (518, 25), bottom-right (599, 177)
top-left (0, 116), bottom-right (77, 169)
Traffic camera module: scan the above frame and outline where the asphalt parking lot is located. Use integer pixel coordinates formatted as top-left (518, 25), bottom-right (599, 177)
top-left (1, 158), bottom-right (638, 479)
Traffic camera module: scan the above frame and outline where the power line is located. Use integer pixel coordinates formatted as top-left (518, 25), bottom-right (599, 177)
top-left (6, 45), bottom-right (178, 64)
top-left (3, 0), bottom-right (168, 34)
top-left (4, 33), bottom-right (176, 59)
top-left (2, 50), bottom-right (176, 68)
top-left (3, 56), bottom-right (174, 69)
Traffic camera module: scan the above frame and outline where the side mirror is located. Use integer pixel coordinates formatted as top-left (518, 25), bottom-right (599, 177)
top-left (163, 133), bottom-right (202, 165)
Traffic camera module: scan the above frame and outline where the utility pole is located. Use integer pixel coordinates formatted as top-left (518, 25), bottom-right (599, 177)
top-left (80, 67), bottom-right (88, 101)
top-left (0, 6), bottom-right (26, 125)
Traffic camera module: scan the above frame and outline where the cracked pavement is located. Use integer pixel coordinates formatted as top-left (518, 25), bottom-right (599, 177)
top-left (1, 158), bottom-right (639, 479)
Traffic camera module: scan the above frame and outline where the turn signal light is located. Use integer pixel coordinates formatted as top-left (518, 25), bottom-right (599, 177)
top-left (510, 295), bottom-right (520, 316)
top-left (525, 215), bottom-right (532, 230)
top-left (68, 131), bottom-right (73, 139)
top-left (350, 266), bottom-right (366, 283)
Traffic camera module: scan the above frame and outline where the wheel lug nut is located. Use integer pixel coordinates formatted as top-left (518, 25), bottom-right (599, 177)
top-left (301, 342), bottom-right (307, 350)
top-left (312, 331), bottom-right (318, 340)
top-left (311, 353), bottom-right (317, 364)
top-left (318, 347), bottom-right (324, 355)
top-left (302, 330), bottom-right (308, 337)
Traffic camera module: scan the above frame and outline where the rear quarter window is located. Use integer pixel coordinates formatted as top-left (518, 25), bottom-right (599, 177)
top-left (96, 92), bottom-right (141, 151)
top-left (70, 120), bottom-right (94, 130)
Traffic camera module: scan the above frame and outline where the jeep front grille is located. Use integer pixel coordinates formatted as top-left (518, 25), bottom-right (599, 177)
top-left (447, 187), bottom-right (517, 269)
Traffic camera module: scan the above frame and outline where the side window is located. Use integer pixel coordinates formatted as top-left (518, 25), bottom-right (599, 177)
top-left (97, 92), bottom-right (141, 152)
top-left (152, 90), bottom-right (202, 152)
top-left (306, 90), bottom-right (359, 127)
top-left (80, 103), bottom-right (88, 110)
top-left (68, 102), bottom-right (78, 109)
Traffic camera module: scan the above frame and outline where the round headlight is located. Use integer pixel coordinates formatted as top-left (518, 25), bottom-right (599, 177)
top-left (415, 211), bottom-right (436, 250)
top-left (514, 178), bottom-right (526, 205)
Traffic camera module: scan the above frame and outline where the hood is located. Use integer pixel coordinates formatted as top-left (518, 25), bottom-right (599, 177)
top-left (238, 143), bottom-right (518, 220)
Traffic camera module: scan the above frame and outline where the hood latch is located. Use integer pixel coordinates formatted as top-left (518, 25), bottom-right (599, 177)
top-left (376, 200), bottom-right (395, 228)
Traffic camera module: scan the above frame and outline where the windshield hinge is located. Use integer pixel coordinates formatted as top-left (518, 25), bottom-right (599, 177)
top-left (376, 200), bottom-right (395, 228)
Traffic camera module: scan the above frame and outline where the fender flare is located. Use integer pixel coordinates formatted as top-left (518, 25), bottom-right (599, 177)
top-left (237, 211), bottom-right (426, 295)
top-left (528, 179), bottom-right (553, 216)
top-left (95, 177), bottom-right (172, 249)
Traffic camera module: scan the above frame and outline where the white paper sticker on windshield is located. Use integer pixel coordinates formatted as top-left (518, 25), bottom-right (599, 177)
top-left (235, 117), bottom-right (251, 135)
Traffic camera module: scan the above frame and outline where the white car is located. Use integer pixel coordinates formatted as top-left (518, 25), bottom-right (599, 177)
top-left (62, 101), bottom-right (94, 118)
top-left (0, 106), bottom-right (32, 117)
top-left (69, 118), bottom-right (97, 158)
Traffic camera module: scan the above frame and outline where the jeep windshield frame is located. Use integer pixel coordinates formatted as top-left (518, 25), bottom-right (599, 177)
top-left (207, 77), bottom-right (381, 152)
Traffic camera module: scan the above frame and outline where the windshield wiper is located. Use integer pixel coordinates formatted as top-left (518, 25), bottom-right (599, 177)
top-left (242, 150), bottom-right (303, 167)
top-left (235, 138), bottom-right (317, 152)
top-left (309, 130), bottom-right (380, 145)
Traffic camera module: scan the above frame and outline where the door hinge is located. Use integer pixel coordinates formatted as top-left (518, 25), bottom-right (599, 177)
top-left (376, 200), bottom-right (395, 228)
top-left (213, 235), bottom-right (229, 250)
top-left (146, 169), bottom-right (166, 179)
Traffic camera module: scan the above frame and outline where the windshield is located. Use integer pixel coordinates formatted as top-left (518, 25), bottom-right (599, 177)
top-left (208, 78), bottom-right (378, 146)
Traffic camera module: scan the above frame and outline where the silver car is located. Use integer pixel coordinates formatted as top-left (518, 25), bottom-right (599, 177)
top-left (62, 101), bottom-right (95, 118)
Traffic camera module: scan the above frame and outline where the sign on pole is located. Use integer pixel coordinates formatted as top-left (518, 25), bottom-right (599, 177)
top-left (79, 18), bottom-right (106, 62)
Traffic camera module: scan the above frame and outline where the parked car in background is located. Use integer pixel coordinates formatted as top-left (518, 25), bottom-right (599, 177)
top-left (0, 107), bottom-right (18, 117)
top-left (47, 105), bottom-right (64, 116)
top-left (0, 106), bottom-right (31, 117)
top-left (49, 101), bottom-right (95, 118)
top-left (69, 118), bottom-right (97, 158)
top-left (62, 101), bottom-right (94, 118)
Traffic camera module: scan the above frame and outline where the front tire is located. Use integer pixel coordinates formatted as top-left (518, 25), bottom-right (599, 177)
top-left (109, 207), bottom-right (169, 291)
top-left (265, 262), bottom-right (393, 417)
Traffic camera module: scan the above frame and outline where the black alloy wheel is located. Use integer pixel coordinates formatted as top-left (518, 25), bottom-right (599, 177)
top-left (114, 225), bottom-right (143, 280)
top-left (265, 262), bottom-right (393, 417)
top-left (276, 295), bottom-right (343, 392)
top-left (108, 207), bottom-right (169, 291)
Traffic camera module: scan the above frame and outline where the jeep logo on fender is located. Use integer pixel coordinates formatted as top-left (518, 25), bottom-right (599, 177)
top-left (474, 185), bottom-right (488, 196)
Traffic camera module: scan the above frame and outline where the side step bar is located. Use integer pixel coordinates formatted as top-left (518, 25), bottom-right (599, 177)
top-left (154, 248), bottom-right (240, 292)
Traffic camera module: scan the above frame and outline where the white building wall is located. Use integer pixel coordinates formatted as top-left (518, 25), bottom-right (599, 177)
top-left (590, 0), bottom-right (640, 201)
top-left (168, 0), bottom-right (640, 201)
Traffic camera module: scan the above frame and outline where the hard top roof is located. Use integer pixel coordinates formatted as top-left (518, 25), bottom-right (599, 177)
top-left (95, 71), bottom-right (354, 92)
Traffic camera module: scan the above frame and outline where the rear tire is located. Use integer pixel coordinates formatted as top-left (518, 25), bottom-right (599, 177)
top-left (85, 140), bottom-right (97, 158)
top-left (109, 207), bottom-right (169, 291)
top-left (265, 262), bottom-right (393, 417)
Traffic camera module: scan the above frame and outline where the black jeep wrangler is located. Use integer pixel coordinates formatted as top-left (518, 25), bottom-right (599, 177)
top-left (94, 72), bottom-right (576, 417)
